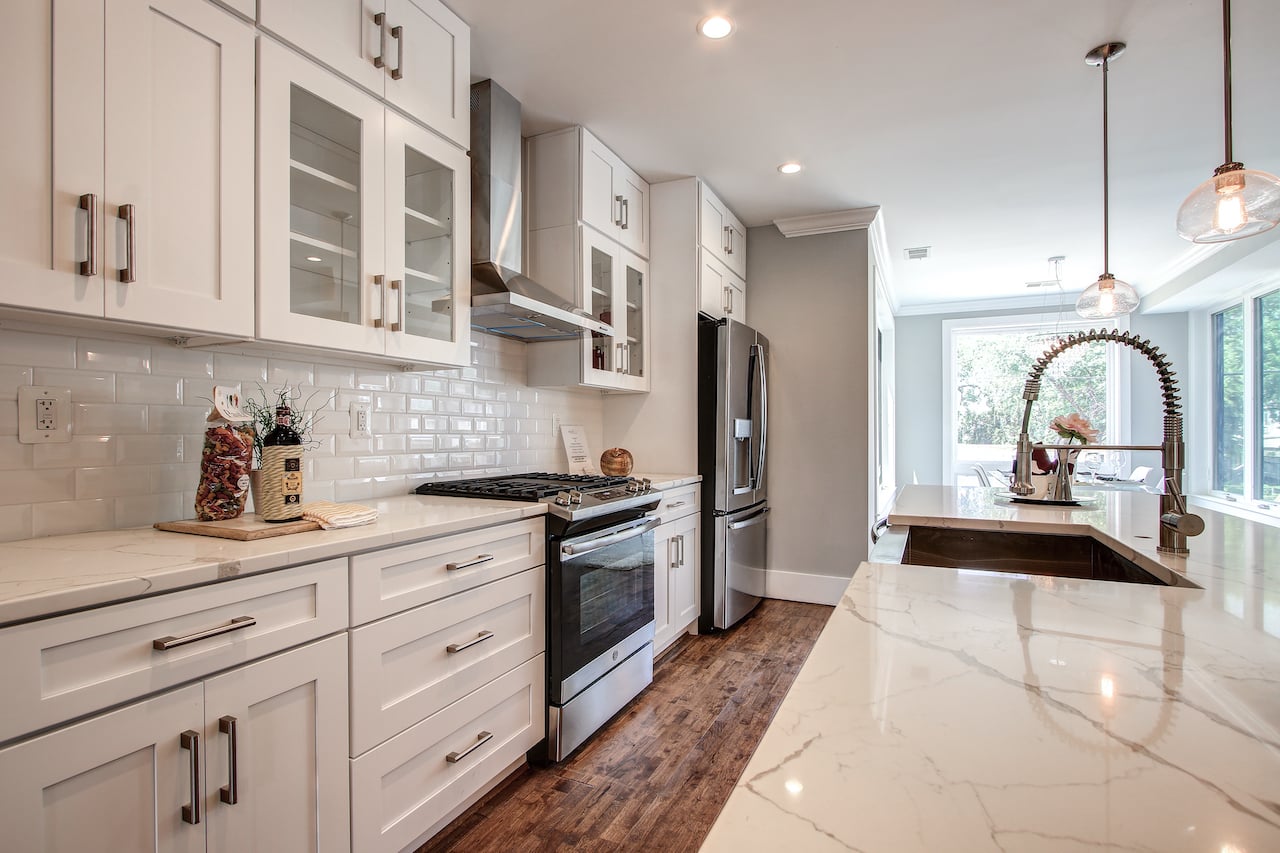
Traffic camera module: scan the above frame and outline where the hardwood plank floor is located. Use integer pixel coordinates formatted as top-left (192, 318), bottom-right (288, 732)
top-left (419, 599), bottom-right (834, 853)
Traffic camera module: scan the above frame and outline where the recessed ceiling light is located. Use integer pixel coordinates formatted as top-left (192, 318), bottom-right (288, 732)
top-left (778, 162), bottom-right (802, 175)
top-left (305, 256), bottom-right (323, 263)
top-left (698, 15), bottom-right (733, 39)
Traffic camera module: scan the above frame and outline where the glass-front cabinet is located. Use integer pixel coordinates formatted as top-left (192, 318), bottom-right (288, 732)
top-left (581, 228), bottom-right (648, 392)
top-left (258, 40), bottom-right (468, 366)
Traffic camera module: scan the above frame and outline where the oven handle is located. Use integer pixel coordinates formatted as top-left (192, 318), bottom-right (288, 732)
top-left (560, 517), bottom-right (661, 557)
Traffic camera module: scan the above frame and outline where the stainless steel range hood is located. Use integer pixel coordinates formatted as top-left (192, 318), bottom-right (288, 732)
top-left (470, 80), bottom-right (613, 342)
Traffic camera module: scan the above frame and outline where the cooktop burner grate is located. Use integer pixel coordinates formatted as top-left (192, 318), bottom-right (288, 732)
top-left (413, 472), bottom-right (635, 502)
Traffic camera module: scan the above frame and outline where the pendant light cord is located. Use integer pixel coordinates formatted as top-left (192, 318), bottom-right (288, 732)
top-left (1222, 0), bottom-right (1234, 163)
top-left (1102, 45), bottom-right (1111, 277)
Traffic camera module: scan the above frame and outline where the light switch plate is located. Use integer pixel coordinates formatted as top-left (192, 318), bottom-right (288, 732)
top-left (18, 386), bottom-right (74, 444)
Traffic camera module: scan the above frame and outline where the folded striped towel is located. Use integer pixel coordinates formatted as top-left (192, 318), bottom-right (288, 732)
top-left (299, 500), bottom-right (378, 530)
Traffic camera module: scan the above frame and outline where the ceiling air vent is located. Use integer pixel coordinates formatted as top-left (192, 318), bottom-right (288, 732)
top-left (904, 246), bottom-right (931, 261)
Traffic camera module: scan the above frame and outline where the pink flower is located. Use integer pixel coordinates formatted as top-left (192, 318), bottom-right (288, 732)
top-left (1050, 413), bottom-right (1099, 445)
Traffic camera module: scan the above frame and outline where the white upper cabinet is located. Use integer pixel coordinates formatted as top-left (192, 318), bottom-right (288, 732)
top-left (699, 246), bottom-right (747, 323)
top-left (527, 127), bottom-right (650, 260)
top-left (699, 182), bottom-right (747, 279)
top-left (257, 41), bottom-right (469, 366)
top-left (0, 0), bottom-right (254, 337)
top-left (258, 0), bottom-right (470, 147)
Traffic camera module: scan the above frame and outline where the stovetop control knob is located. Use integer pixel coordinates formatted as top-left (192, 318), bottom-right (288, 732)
top-left (554, 491), bottom-right (572, 507)
top-left (625, 479), bottom-right (640, 494)
top-left (641, 478), bottom-right (652, 492)
top-left (568, 489), bottom-right (584, 505)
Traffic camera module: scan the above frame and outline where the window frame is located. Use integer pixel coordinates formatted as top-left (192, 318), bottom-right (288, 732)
top-left (941, 312), bottom-right (1131, 486)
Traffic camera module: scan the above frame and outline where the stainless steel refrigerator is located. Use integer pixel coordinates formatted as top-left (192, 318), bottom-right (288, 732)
top-left (698, 317), bottom-right (769, 631)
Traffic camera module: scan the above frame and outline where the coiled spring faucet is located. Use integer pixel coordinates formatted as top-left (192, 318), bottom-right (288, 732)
top-left (1011, 329), bottom-right (1205, 554)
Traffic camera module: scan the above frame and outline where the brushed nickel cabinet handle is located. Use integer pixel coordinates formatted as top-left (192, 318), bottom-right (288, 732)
top-left (722, 286), bottom-right (731, 314)
top-left (181, 730), bottom-right (201, 824)
top-left (373, 12), bottom-right (388, 68)
top-left (621, 198), bottom-right (629, 230)
top-left (446, 553), bottom-right (494, 571)
top-left (614, 194), bottom-right (623, 227)
top-left (152, 616), bottom-right (256, 650)
top-left (615, 342), bottom-right (625, 373)
top-left (390, 279), bottom-right (402, 332)
top-left (723, 225), bottom-right (731, 255)
top-left (373, 274), bottom-right (385, 328)
top-left (446, 731), bottom-right (493, 764)
top-left (446, 630), bottom-right (494, 654)
top-left (218, 716), bottom-right (239, 805)
top-left (665, 500), bottom-right (686, 510)
top-left (118, 203), bottom-right (136, 283)
top-left (78, 193), bottom-right (97, 276)
top-left (390, 25), bottom-right (403, 80)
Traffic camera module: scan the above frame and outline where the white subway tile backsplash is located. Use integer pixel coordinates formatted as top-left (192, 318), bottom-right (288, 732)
top-left (0, 505), bottom-right (33, 542)
top-left (76, 403), bottom-right (148, 434)
top-left (0, 329), bottom-right (602, 538)
top-left (32, 368), bottom-right (115, 402)
top-left (118, 374), bottom-right (183, 405)
top-left (0, 330), bottom-right (75, 368)
top-left (78, 338), bottom-right (151, 373)
top-left (32, 499), bottom-right (114, 537)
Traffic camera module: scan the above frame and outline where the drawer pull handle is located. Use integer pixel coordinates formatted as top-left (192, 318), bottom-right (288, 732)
top-left (181, 729), bottom-right (201, 825)
top-left (446, 630), bottom-right (494, 654)
top-left (665, 500), bottom-right (686, 509)
top-left (446, 730), bottom-right (493, 764)
top-left (446, 553), bottom-right (494, 572)
top-left (218, 715), bottom-right (239, 805)
top-left (153, 616), bottom-right (256, 650)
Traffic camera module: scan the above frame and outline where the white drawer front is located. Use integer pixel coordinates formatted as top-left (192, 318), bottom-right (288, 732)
top-left (350, 654), bottom-right (545, 853)
top-left (0, 559), bottom-right (349, 744)
top-left (656, 483), bottom-right (700, 524)
top-left (349, 517), bottom-right (544, 624)
top-left (349, 566), bottom-right (545, 756)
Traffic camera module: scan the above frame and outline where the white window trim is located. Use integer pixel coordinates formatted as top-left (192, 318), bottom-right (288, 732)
top-left (1191, 278), bottom-right (1280, 522)
top-left (941, 312), bottom-right (1131, 484)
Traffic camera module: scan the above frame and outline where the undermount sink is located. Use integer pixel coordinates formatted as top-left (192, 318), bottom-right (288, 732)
top-left (900, 526), bottom-right (1201, 589)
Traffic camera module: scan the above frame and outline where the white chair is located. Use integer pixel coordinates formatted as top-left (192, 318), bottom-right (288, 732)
top-left (971, 465), bottom-right (991, 487)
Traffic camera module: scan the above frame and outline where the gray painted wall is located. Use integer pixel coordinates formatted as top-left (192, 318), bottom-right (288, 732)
top-left (894, 305), bottom-right (1190, 485)
top-left (748, 225), bottom-right (873, 580)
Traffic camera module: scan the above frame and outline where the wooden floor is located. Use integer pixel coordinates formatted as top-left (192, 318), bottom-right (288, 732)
top-left (419, 599), bottom-right (833, 853)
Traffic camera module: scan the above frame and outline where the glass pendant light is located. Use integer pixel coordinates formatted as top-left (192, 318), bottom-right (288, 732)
top-left (1176, 0), bottom-right (1280, 243)
top-left (1077, 43), bottom-right (1140, 320)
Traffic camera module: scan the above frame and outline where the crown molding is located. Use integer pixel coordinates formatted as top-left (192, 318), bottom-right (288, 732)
top-left (893, 292), bottom-right (1081, 318)
top-left (772, 206), bottom-right (880, 238)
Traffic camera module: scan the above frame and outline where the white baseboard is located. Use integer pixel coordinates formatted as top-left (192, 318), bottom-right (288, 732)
top-left (763, 569), bottom-right (852, 606)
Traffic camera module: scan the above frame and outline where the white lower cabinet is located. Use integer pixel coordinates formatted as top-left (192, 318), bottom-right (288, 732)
top-left (653, 485), bottom-right (701, 655)
top-left (0, 634), bottom-right (350, 853)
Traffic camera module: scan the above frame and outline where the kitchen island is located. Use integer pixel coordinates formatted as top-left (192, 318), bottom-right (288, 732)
top-left (701, 485), bottom-right (1280, 851)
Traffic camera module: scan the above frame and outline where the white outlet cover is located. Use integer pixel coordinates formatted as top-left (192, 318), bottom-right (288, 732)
top-left (349, 402), bottom-right (372, 438)
top-left (18, 386), bottom-right (74, 444)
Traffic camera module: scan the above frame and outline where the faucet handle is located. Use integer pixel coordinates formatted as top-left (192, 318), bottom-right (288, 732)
top-left (1161, 512), bottom-right (1205, 536)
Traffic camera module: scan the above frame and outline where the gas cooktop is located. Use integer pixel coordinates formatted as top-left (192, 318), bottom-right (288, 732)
top-left (413, 472), bottom-right (661, 521)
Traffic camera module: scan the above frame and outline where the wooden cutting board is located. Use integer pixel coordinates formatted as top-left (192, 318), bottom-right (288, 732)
top-left (154, 516), bottom-right (321, 540)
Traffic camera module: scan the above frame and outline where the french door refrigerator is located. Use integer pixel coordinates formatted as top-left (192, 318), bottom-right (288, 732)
top-left (698, 316), bottom-right (769, 631)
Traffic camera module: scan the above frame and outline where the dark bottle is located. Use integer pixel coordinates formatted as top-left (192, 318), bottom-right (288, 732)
top-left (260, 405), bottom-right (304, 522)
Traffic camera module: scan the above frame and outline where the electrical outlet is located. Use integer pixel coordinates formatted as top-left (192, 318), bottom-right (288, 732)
top-left (350, 402), bottom-right (372, 438)
top-left (18, 386), bottom-right (73, 444)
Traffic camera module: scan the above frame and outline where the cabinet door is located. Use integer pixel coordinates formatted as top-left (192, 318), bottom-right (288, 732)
top-left (653, 521), bottom-right (677, 652)
top-left (258, 0), bottom-right (386, 97)
top-left (580, 131), bottom-right (622, 241)
top-left (204, 635), bottom-right (350, 853)
top-left (698, 184), bottom-right (746, 278)
top-left (672, 514), bottom-right (700, 630)
top-left (384, 0), bottom-right (470, 147)
top-left (104, 0), bottom-right (254, 336)
top-left (616, 165), bottom-right (649, 258)
top-left (0, 684), bottom-right (206, 853)
top-left (0, 0), bottom-right (104, 317)
top-left (581, 228), bottom-right (621, 386)
top-left (616, 249), bottom-right (649, 391)
top-left (383, 111), bottom-right (470, 365)
top-left (258, 40), bottom-right (387, 355)
top-left (699, 247), bottom-right (746, 322)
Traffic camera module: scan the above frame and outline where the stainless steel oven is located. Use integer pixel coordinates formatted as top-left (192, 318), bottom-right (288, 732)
top-left (545, 513), bottom-right (659, 761)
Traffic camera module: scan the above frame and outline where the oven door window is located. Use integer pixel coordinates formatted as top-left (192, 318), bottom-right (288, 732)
top-left (555, 527), bottom-right (655, 684)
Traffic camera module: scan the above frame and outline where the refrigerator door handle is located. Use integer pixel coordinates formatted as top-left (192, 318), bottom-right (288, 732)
top-left (727, 506), bottom-right (770, 530)
top-left (750, 343), bottom-right (768, 491)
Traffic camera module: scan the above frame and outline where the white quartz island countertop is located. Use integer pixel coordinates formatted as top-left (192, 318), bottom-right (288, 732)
top-left (702, 485), bottom-right (1280, 852)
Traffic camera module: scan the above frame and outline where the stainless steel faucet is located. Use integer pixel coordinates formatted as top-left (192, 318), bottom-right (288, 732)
top-left (1010, 329), bottom-right (1205, 554)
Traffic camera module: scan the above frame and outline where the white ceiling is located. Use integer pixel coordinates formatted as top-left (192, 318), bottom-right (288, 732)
top-left (447, 0), bottom-right (1280, 312)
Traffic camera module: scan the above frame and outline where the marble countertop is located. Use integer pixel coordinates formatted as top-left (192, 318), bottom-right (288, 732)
top-left (0, 472), bottom-right (698, 627)
top-left (702, 485), bottom-right (1280, 852)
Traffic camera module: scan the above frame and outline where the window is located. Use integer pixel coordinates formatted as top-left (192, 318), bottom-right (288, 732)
top-left (1211, 288), bottom-right (1280, 509)
top-left (944, 314), bottom-right (1127, 485)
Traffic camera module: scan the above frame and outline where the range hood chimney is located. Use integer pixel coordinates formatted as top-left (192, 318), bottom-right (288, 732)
top-left (470, 80), bottom-right (612, 341)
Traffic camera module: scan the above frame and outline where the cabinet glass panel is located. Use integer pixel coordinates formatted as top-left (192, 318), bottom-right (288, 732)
top-left (589, 245), bottom-right (616, 372)
top-left (624, 261), bottom-right (644, 377)
top-left (289, 86), bottom-right (362, 325)
top-left (401, 144), bottom-right (455, 342)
